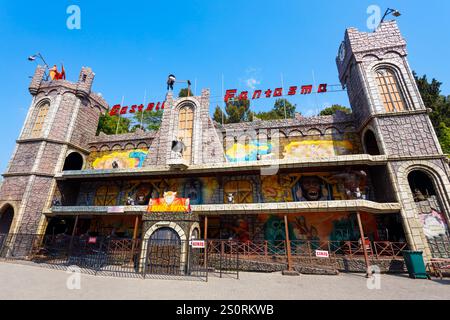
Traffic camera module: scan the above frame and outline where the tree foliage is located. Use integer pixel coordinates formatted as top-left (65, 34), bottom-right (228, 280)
top-left (414, 72), bottom-right (450, 154)
top-left (132, 110), bottom-right (163, 131)
top-left (254, 99), bottom-right (296, 120)
top-left (319, 104), bottom-right (352, 116)
top-left (96, 112), bottom-right (131, 135)
top-left (178, 88), bottom-right (194, 97)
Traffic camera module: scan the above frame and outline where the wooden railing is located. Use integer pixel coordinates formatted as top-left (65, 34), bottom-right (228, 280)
top-left (207, 240), bottom-right (408, 261)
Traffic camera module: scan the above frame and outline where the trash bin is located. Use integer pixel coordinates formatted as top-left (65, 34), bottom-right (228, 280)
top-left (401, 250), bottom-right (429, 279)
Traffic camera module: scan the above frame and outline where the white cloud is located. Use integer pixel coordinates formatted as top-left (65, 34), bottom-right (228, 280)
top-left (246, 78), bottom-right (261, 90)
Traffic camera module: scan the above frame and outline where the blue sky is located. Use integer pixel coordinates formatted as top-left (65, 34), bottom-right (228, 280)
top-left (1, 0), bottom-right (449, 174)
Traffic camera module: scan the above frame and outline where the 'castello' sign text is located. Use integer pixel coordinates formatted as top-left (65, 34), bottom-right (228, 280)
top-left (109, 101), bottom-right (165, 116)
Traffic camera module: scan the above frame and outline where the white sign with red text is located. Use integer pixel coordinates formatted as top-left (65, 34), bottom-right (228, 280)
top-left (190, 240), bottom-right (205, 248)
top-left (315, 250), bottom-right (329, 258)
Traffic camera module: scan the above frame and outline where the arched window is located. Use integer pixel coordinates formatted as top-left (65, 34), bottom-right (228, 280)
top-left (62, 152), bottom-right (84, 171)
top-left (178, 106), bottom-right (194, 162)
top-left (94, 185), bottom-right (119, 206)
top-left (31, 101), bottom-right (50, 137)
top-left (375, 69), bottom-right (406, 112)
top-left (363, 130), bottom-right (381, 155)
top-left (224, 180), bottom-right (253, 204)
top-left (408, 170), bottom-right (436, 201)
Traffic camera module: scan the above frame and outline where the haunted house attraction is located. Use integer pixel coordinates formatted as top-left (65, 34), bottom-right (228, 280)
top-left (0, 21), bottom-right (449, 276)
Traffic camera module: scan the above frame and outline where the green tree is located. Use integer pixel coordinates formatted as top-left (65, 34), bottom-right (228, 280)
top-left (213, 105), bottom-right (226, 124)
top-left (132, 110), bottom-right (164, 131)
top-left (217, 99), bottom-right (253, 124)
top-left (254, 99), bottom-right (297, 120)
top-left (414, 72), bottom-right (450, 154)
top-left (178, 88), bottom-right (194, 97)
top-left (319, 104), bottom-right (352, 116)
top-left (96, 113), bottom-right (131, 135)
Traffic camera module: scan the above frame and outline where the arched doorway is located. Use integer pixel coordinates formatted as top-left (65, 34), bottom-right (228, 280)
top-left (146, 227), bottom-right (182, 275)
top-left (408, 170), bottom-right (450, 258)
top-left (0, 205), bottom-right (14, 234)
top-left (62, 152), bottom-right (83, 171)
top-left (363, 130), bottom-right (381, 155)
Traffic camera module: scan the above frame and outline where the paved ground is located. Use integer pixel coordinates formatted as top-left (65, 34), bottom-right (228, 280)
top-left (0, 261), bottom-right (448, 300)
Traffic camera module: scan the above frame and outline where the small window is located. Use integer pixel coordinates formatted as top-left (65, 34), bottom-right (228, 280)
top-left (31, 101), bottom-right (50, 137)
top-left (94, 185), bottom-right (119, 206)
top-left (375, 69), bottom-right (406, 112)
top-left (224, 180), bottom-right (253, 203)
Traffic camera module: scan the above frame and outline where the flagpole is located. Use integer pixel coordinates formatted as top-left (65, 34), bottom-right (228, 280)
top-left (115, 95), bottom-right (124, 135)
top-left (140, 90), bottom-right (147, 130)
top-left (281, 73), bottom-right (286, 119)
top-left (221, 74), bottom-right (225, 125)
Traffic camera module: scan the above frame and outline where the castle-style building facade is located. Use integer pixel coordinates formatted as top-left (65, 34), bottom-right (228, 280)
top-left (0, 22), bottom-right (449, 274)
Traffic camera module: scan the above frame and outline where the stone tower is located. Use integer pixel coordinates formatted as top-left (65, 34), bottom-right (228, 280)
top-left (336, 21), bottom-right (450, 259)
top-left (0, 66), bottom-right (108, 235)
top-left (145, 89), bottom-right (224, 167)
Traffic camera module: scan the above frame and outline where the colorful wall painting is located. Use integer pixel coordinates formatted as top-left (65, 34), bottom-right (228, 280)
top-left (261, 172), bottom-right (369, 203)
top-left (147, 192), bottom-right (191, 213)
top-left (90, 149), bottom-right (148, 170)
top-left (77, 177), bottom-right (221, 207)
top-left (214, 212), bottom-right (382, 242)
top-left (225, 141), bottom-right (273, 162)
top-left (283, 140), bottom-right (354, 159)
top-left (419, 210), bottom-right (449, 239)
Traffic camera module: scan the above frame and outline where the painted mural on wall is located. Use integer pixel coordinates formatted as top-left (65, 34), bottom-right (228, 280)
top-left (225, 141), bottom-right (273, 162)
top-left (224, 133), bottom-right (362, 162)
top-left (76, 177), bottom-right (220, 207)
top-left (282, 140), bottom-right (354, 159)
top-left (419, 210), bottom-right (448, 239)
top-left (261, 171), bottom-right (369, 203)
top-left (215, 213), bottom-right (380, 243)
top-left (88, 149), bottom-right (149, 170)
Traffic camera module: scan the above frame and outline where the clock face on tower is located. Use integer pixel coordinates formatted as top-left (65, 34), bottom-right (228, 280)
top-left (338, 42), bottom-right (346, 62)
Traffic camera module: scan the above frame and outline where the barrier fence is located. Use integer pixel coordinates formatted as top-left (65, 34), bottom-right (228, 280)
top-left (0, 233), bottom-right (430, 279)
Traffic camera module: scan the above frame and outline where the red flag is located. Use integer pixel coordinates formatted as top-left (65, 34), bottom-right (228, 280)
top-left (60, 64), bottom-right (66, 80)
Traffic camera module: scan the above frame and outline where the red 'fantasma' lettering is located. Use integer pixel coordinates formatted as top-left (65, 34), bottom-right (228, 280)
top-left (161, 101), bottom-right (165, 109)
top-left (264, 89), bottom-right (272, 98)
top-left (155, 102), bottom-right (161, 111)
top-left (288, 86), bottom-right (297, 95)
top-left (224, 89), bottom-right (237, 103)
top-left (318, 84), bottom-right (328, 93)
top-left (146, 103), bottom-right (154, 111)
top-left (109, 104), bottom-right (121, 116)
top-left (137, 104), bottom-right (144, 112)
top-left (252, 90), bottom-right (262, 99)
top-left (239, 91), bottom-right (249, 100)
top-left (273, 88), bottom-right (283, 97)
top-left (300, 85), bottom-right (313, 94)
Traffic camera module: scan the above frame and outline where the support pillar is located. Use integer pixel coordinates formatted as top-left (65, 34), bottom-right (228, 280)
top-left (356, 212), bottom-right (371, 277)
top-left (282, 214), bottom-right (298, 276)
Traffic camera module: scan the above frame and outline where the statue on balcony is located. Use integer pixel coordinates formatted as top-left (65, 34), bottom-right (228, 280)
top-left (171, 138), bottom-right (186, 159)
top-left (126, 197), bottom-right (135, 206)
top-left (293, 176), bottom-right (329, 201)
top-left (226, 193), bottom-right (235, 204)
top-left (332, 169), bottom-right (367, 200)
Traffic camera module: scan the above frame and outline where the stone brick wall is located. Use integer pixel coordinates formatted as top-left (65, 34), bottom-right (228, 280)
top-left (17, 176), bottom-right (53, 234)
top-left (8, 142), bottom-right (41, 174)
top-left (378, 114), bottom-right (440, 156)
top-left (47, 93), bottom-right (76, 141)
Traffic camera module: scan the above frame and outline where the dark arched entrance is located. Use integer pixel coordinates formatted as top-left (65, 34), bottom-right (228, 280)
top-left (0, 205), bottom-right (14, 234)
top-left (408, 170), bottom-right (450, 258)
top-left (63, 152), bottom-right (83, 171)
top-left (146, 227), bottom-right (182, 275)
top-left (363, 130), bottom-right (381, 155)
